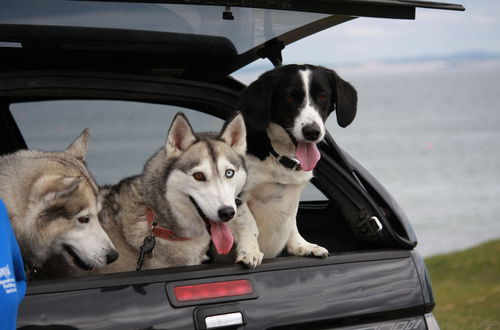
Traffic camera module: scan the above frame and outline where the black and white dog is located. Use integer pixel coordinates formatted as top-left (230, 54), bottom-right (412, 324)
top-left (229, 64), bottom-right (357, 268)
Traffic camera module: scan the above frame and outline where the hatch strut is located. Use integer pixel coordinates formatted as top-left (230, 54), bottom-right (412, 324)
top-left (257, 39), bottom-right (284, 67)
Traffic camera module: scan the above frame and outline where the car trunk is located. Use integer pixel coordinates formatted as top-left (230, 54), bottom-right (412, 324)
top-left (3, 70), bottom-right (432, 329)
top-left (0, 69), bottom-right (417, 252)
top-left (1, 1), bottom-right (463, 328)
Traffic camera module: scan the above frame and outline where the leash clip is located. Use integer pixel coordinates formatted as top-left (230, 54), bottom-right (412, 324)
top-left (151, 219), bottom-right (158, 232)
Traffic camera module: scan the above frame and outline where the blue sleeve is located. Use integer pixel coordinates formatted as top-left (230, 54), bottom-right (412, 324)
top-left (0, 199), bottom-right (27, 330)
top-left (11, 226), bottom-right (27, 297)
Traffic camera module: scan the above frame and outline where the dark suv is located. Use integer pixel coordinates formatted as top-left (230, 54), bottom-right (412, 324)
top-left (0, 1), bottom-right (464, 329)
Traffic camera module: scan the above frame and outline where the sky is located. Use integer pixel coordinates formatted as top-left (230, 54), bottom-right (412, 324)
top-left (281, 0), bottom-right (500, 65)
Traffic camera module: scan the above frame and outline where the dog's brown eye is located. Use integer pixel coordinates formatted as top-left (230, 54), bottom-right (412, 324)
top-left (287, 90), bottom-right (304, 103)
top-left (78, 216), bottom-right (90, 224)
top-left (193, 172), bottom-right (206, 181)
top-left (318, 92), bottom-right (328, 102)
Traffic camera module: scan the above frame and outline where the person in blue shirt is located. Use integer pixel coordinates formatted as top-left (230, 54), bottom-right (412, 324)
top-left (0, 199), bottom-right (26, 330)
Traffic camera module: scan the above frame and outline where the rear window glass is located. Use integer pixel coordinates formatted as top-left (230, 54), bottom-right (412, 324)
top-left (11, 100), bottom-right (222, 185)
top-left (0, 0), bottom-right (328, 54)
top-left (11, 100), bottom-right (327, 201)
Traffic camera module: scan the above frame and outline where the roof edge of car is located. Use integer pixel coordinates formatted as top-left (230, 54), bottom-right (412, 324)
top-left (77, 0), bottom-right (465, 17)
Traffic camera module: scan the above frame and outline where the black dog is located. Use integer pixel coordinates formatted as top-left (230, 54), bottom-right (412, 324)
top-left (241, 64), bottom-right (357, 170)
top-left (230, 64), bottom-right (358, 268)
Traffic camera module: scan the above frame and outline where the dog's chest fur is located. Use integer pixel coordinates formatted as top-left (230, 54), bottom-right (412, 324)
top-left (244, 124), bottom-right (313, 257)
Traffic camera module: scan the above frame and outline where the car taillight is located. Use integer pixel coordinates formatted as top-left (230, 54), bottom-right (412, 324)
top-left (174, 279), bottom-right (253, 302)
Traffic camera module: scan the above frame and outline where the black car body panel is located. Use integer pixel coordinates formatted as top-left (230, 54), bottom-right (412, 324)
top-left (0, 0), bottom-right (463, 329)
top-left (18, 251), bottom-right (427, 329)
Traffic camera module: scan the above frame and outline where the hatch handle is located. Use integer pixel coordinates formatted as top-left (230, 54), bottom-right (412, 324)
top-left (206, 312), bottom-right (243, 329)
top-left (194, 304), bottom-right (246, 330)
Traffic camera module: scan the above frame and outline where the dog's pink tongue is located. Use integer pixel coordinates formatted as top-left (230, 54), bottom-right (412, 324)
top-left (210, 221), bottom-right (234, 255)
top-left (295, 142), bottom-right (321, 171)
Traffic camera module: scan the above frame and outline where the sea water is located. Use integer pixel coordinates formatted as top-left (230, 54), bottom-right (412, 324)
top-left (330, 69), bottom-right (500, 256)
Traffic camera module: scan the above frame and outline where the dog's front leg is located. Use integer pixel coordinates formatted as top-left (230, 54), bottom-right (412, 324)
top-left (230, 202), bottom-right (263, 269)
top-left (286, 221), bottom-right (329, 258)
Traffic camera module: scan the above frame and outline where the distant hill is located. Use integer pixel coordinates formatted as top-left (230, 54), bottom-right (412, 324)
top-left (379, 51), bottom-right (500, 63)
top-left (233, 51), bottom-right (500, 83)
top-left (335, 51), bottom-right (500, 74)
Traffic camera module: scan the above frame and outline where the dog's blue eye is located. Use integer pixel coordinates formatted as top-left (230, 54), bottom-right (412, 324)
top-left (78, 216), bottom-right (90, 224)
top-left (225, 169), bottom-right (235, 178)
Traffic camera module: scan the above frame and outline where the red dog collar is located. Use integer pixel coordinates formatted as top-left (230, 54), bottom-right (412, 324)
top-left (147, 209), bottom-right (191, 241)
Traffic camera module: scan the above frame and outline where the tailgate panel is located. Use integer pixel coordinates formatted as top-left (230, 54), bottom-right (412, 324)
top-left (18, 254), bottom-right (423, 329)
top-left (242, 257), bottom-right (423, 329)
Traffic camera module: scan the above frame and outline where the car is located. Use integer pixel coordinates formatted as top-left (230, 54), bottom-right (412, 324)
top-left (0, 1), bottom-right (464, 329)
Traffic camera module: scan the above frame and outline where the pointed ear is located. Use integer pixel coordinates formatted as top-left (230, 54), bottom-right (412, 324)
top-left (220, 112), bottom-right (247, 155)
top-left (238, 70), bottom-right (275, 131)
top-left (327, 69), bottom-right (358, 127)
top-left (165, 112), bottom-right (197, 156)
top-left (65, 129), bottom-right (90, 161)
top-left (30, 176), bottom-right (83, 206)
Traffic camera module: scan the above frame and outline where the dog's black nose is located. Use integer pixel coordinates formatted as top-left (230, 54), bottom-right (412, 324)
top-left (106, 249), bottom-right (119, 264)
top-left (218, 206), bottom-right (235, 222)
top-left (302, 123), bottom-right (321, 141)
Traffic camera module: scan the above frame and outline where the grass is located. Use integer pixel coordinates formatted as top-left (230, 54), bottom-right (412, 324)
top-left (425, 239), bottom-right (500, 330)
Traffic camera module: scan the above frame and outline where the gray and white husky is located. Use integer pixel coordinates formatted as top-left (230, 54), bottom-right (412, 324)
top-left (97, 112), bottom-right (248, 272)
top-left (0, 129), bottom-right (118, 279)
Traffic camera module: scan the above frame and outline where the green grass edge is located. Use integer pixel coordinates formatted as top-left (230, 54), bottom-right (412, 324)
top-left (425, 239), bottom-right (500, 330)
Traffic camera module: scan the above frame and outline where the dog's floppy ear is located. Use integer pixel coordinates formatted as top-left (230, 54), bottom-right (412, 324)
top-left (165, 112), bottom-right (197, 156)
top-left (220, 112), bottom-right (247, 155)
top-left (65, 128), bottom-right (90, 161)
top-left (238, 70), bottom-right (275, 131)
top-left (328, 69), bottom-right (358, 127)
top-left (30, 175), bottom-right (83, 207)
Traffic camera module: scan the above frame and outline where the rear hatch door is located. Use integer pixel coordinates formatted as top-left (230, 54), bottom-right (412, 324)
top-left (0, 0), bottom-right (464, 80)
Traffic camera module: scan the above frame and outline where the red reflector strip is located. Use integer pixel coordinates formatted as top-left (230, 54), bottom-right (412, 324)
top-left (174, 279), bottom-right (253, 302)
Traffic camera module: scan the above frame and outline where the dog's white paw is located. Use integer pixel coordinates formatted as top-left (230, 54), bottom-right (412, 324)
top-left (288, 243), bottom-right (329, 258)
top-left (235, 249), bottom-right (264, 269)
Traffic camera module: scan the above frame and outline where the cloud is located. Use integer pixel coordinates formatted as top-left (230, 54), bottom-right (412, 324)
top-left (282, 0), bottom-right (500, 65)
top-left (337, 25), bottom-right (395, 38)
